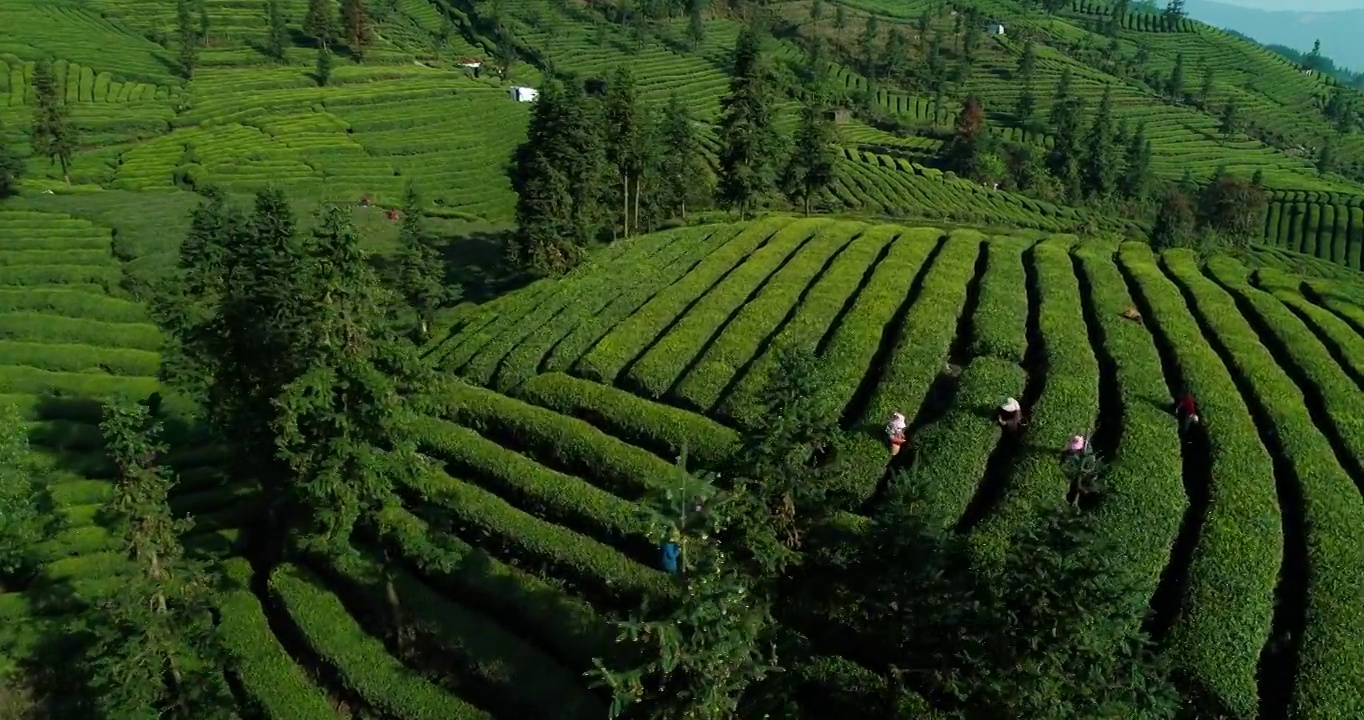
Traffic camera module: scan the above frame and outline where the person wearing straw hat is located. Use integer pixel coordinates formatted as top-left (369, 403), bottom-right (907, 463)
top-left (886, 412), bottom-right (908, 456)
top-left (1062, 434), bottom-right (1100, 506)
top-left (996, 397), bottom-right (1024, 434)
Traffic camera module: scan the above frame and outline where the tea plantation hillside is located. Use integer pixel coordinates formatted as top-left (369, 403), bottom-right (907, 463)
top-left (4, 0), bottom-right (1364, 717)
top-left (8, 0), bottom-right (1364, 252)
top-left (420, 216), bottom-right (1364, 718)
top-left (9, 210), bottom-right (1364, 717)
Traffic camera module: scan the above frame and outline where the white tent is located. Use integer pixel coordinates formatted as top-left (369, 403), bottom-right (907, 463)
top-left (509, 86), bottom-right (538, 102)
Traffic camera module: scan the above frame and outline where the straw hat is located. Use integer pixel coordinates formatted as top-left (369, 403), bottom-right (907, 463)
top-left (1001, 397), bottom-right (1020, 413)
top-left (1067, 435), bottom-right (1086, 452)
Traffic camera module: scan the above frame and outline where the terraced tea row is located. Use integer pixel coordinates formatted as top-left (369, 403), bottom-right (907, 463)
top-left (428, 217), bottom-right (1364, 718)
top-left (0, 208), bottom-right (252, 695)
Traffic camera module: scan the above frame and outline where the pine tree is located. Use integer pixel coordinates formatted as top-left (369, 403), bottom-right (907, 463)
top-left (196, 0), bottom-right (210, 41)
top-left (272, 204), bottom-right (429, 548)
top-left (161, 188), bottom-right (307, 506)
top-left (860, 15), bottom-right (880, 76)
top-left (392, 185), bottom-right (456, 339)
top-left (686, 0), bottom-right (705, 51)
top-left (916, 10), bottom-right (930, 54)
top-left (85, 400), bottom-right (232, 719)
top-left (782, 103), bottom-right (838, 216)
top-left (315, 45), bottom-right (333, 85)
top-left (1082, 85), bottom-right (1117, 197)
top-left (1303, 38), bottom-right (1321, 71)
top-left (1165, 52), bottom-right (1184, 101)
top-left (509, 80), bottom-right (607, 275)
top-left (493, 29), bottom-right (518, 79)
top-left (30, 62), bottom-right (76, 184)
top-left (725, 343), bottom-right (840, 580)
top-left (604, 66), bottom-right (646, 237)
top-left (945, 95), bottom-right (988, 176)
top-left (809, 0), bottom-right (823, 23)
top-left (1325, 87), bottom-right (1354, 134)
top-left (1197, 65), bottom-right (1213, 107)
top-left (1218, 99), bottom-right (1237, 139)
top-left (0, 122), bottom-right (24, 198)
top-left (1016, 87), bottom-right (1037, 128)
top-left (1163, 0), bottom-right (1185, 20)
top-left (151, 187), bottom-right (239, 404)
top-left (1120, 122), bottom-right (1151, 198)
top-left (656, 92), bottom-right (710, 220)
top-left (0, 401), bottom-right (42, 582)
top-left (1317, 140), bottom-right (1333, 175)
top-left (1017, 37), bottom-right (1036, 81)
top-left (716, 28), bottom-right (780, 218)
top-left (590, 456), bottom-right (779, 720)
top-left (266, 0), bottom-right (289, 62)
top-left (852, 484), bottom-right (1179, 719)
top-left (341, 0), bottom-right (371, 60)
top-left (834, 5), bottom-right (847, 42)
top-left (304, 0), bottom-right (338, 47)
top-left (883, 30), bottom-right (908, 84)
top-left (1048, 71), bottom-right (1085, 198)
top-left (177, 0), bottom-right (199, 78)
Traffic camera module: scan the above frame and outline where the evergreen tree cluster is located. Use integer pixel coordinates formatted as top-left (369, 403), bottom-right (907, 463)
top-left (511, 28), bottom-right (841, 276)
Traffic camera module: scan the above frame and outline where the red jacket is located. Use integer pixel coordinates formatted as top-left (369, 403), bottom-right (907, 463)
top-left (1177, 394), bottom-right (1197, 417)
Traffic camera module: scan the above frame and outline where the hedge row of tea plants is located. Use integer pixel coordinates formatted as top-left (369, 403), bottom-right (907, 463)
top-left (491, 227), bottom-right (714, 391)
top-left (540, 224), bottom-right (752, 375)
top-left (402, 466), bottom-right (672, 607)
top-left (1117, 242), bottom-right (1277, 719)
top-left (268, 563), bottom-right (494, 720)
top-left (1163, 250), bottom-right (1364, 719)
top-left (625, 218), bottom-right (830, 399)
top-left (833, 230), bottom-right (983, 505)
top-left (317, 545), bottom-right (603, 720)
top-left (716, 225), bottom-right (902, 426)
top-left (461, 225), bottom-right (686, 387)
top-left (968, 240), bottom-right (1029, 365)
top-left (573, 217), bottom-right (792, 384)
top-left (409, 414), bottom-right (657, 558)
top-left (809, 228), bottom-right (942, 422)
top-left (216, 559), bottom-right (337, 720)
top-left (516, 371), bottom-right (739, 469)
top-left (1071, 245), bottom-right (1185, 604)
top-left (672, 221), bottom-right (865, 413)
top-left (971, 237), bottom-right (1099, 565)
top-left (437, 381), bottom-right (675, 502)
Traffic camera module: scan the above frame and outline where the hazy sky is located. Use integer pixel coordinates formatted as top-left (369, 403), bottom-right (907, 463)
top-left (1206, 0), bottom-right (1364, 9)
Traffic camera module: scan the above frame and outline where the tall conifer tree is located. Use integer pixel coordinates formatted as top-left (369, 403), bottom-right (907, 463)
top-left (604, 66), bottom-right (646, 237)
top-left (272, 205), bottom-right (429, 547)
top-left (391, 185), bottom-right (456, 338)
top-left (30, 62), bottom-right (76, 184)
top-left (341, 0), bottom-right (371, 59)
top-left (782, 103), bottom-right (838, 216)
top-left (656, 92), bottom-right (709, 220)
top-left (84, 400), bottom-right (231, 719)
top-left (304, 0), bottom-right (338, 47)
top-left (0, 122), bottom-right (24, 198)
top-left (716, 28), bottom-right (780, 218)
top-left (266, 0), bottom-right (289, 62)
top-left (177, 0), bottom-right (199, 77)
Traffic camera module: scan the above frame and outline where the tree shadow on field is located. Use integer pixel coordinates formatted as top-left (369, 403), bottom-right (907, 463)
top-left (434, 229), bottom-right (532, 303)
top-left (150, 52), bottom-right (185, 80)
top-left (11, 577), bottom-right (102, 719)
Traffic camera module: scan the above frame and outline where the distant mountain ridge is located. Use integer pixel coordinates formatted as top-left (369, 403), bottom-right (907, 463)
top-left (1184, 0), bottom-right (1364, 71)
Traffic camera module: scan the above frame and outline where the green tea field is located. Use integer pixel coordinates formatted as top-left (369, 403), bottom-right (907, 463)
top-left (3, 0), bottom-right (1364, 716)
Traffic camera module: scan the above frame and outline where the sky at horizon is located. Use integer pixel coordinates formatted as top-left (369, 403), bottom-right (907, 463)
top-left (1201, 0), bottom-right (1364, 10)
